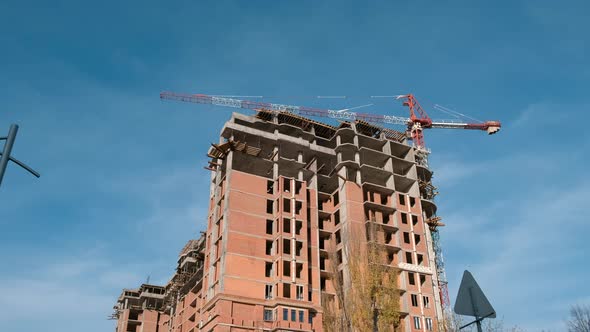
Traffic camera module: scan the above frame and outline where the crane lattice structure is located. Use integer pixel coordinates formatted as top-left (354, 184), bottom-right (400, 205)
top-left (160, 91), bottom-right (501, 331)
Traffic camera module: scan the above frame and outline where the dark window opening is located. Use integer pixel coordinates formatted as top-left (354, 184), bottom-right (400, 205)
top-left (296, 241), bottom-right (303, 256)
top-left (403, 232), bottom-right (410, 244)
top-left (414, 234), bottom-right (421, 245)
top-left (411, 294), bottom-right (418, 307)
top-left (333, 192), bottom-right (339, 206)
top-left (265, 262), bottom-right (273, 277)
top-left (423, 296), bottom-right (430, 308)
top-left (296, 220), bottom-right (303, 235)
top-left (335, 230), bottom-right (341, 244)
top-left (267, 180), bottom-right (274, 194)
top-left (401, 213), bottom-right (408, 224)
top-left (295, 181), bottom-right (302, 195)
top-left (284, 178), bottom-right (291, 193)
top-left (266, 285), bottom-right (273, 300)
top-left (283, 261), bottom-right (291, 277)
top-left (380, 194), bottom-right (388, 205)
top-left (283, 308), bottom-right (288, 320)
top-left (410, 196), bottom-right (416, 207)
top-left (408, 272), bottom-right (415, 285)
top-left (283, 239), bottom-right (291, 255)
top-left (283, 284), bottom-right (291, 298)
top-left (308, 290), bottom-right (312, 301)
top-left (320, 257), bottom-right (326, 270)
top-left (283, 218), bottom-right (291, 233)
top-left (399, 194), bottom-right (405, 205)
top-left (420, 274), bottom-right (426, 286)
top-left (336, 250), bottom-right (342, 265)
top-left (266, 220), bottom-right (274, 235)
top-left (283, 199), bottom-right (291, 213)
top-left (266, 240), bottom-right (273, 255)
top-left (320, 277), bottom-right (326, 291)
top-left (295, 201), bottom-right (303, 215)
top-left (296, 263), bottom-right (303, 278)
top-left (266, 200), bottom-right (274, 214)
top-left (334, 210), bottom-right (340, 225)
top-left (417, 254), bottom-right (424, 265)
top-left (412, 215), bottom-right (418, 226)
top-left (405, 252), bottom-right (413, 264)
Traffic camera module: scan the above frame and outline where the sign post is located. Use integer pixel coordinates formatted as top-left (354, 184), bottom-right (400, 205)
top-left (454, 270), bottom-right (496, 331)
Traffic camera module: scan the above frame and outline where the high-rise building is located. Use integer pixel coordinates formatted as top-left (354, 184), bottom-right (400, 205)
top-left (113, 110), bottom-right (444, 332)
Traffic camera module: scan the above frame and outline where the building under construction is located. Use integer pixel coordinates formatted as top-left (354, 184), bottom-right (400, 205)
top-left (113, 107), bottom-right (456, 331)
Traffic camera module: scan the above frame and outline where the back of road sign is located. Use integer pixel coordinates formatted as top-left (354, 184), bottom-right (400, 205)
top-left (454, 270), bottom-right (496, 318)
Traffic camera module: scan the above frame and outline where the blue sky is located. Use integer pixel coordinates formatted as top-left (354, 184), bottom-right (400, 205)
top-left (0, 1), bottom-right (588, 331)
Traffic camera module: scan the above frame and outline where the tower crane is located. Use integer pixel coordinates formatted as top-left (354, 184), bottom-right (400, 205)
top-left (159, 91), bottom-right (501, 150)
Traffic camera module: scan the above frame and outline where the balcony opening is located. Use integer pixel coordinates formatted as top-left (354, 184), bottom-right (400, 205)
top-left (412, 215), bottom-right (418, 226)
top-left (266, 200), bottom-right (274, 214)
top-left (383, 213), bottom-right (391, 225)
top-left (385, 231), bottom-right (393, 244)
top-left (283, 239), bottom-right (291, 255)
top-left (283, 283), bottom-right (291, 298)
top-left (267, 180), bottom-right (274, 194)
top-left (414, 234), bottom-right (421, 245)
top-left (387, 252), bottom-right (395, 264)
top-left (405, 252), bottom-right (413, 264)
top-left (380, 194), bottom-right (388, 205)
top-left (283, 198), bottom-right (291, 213)
top-left (283, 218), bottom-right (291, 233)
top-left (283, 261), bottom-right (291, 277)
top-left (334, 210), bottom-right (340, 225)
top-left (403, 232), bottom-right (410, 244)
top-left (410, 196), bottom-right (416, 207)
top-left (417, 254), bottom-right (424, 265)
top-left (333, 192), bottom-right (339, 206)
top-left (265, 262), bottom-right (273, 277)
top-left (401, 213), bottom-right (408, 224)
top-left (266, 219), bottom-right (274, 235)
top-left (266, 240), bottom-right (273, 255)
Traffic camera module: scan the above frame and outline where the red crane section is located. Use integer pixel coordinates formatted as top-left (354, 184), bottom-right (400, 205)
top-left (160, 91), bottom-right (501, 149)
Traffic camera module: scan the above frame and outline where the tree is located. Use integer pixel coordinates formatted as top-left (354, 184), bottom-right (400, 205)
top-left (567, 304), bottom-right (590, 332)
top-left (322, 222), bottom-right (401, 332)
